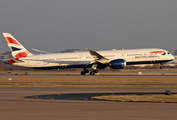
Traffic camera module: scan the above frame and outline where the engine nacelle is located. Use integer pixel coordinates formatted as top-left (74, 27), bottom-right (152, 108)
top-left (109, 59), bottom-right (126, 69)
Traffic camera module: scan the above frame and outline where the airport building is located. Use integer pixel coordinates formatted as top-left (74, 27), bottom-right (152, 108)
top-left (175, 49), bottom-right (177, 55)
top-left (0, 51), bottom-right (12, 59)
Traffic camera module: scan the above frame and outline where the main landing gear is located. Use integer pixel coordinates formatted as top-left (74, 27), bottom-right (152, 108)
top-left (81, 64), bottom-right (99, 75)
top-left (80, 69), bottom-right (99, 75)
top-left (81, 69), bottom-right (89, 75)
top-left (90, 69), bottom-right (98, 75)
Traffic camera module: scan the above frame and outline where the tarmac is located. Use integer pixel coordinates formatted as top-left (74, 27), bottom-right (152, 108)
top-left (1, 87), bottom-right (177, 120)
top-left (1, 74), bottom-right (177, 78)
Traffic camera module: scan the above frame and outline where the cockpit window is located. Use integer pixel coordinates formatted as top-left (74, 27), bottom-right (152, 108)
top-left (167, 52), bottom-right (170, 54)
top-left (161, 53), bottom-right (166, 55)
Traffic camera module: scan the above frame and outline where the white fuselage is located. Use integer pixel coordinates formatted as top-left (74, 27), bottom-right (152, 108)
top-left (13, 48), bottom-right (174, 69)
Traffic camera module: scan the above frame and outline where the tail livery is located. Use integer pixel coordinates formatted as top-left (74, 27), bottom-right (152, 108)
top-left (2, 33), bottom-right (33, 59)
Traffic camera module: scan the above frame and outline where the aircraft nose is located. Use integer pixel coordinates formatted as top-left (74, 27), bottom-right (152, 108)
top-left (171, 54), bottom-right (175, 60)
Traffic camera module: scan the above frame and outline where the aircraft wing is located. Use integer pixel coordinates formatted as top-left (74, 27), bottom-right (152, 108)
top-left (32, 48), bottom-right (52, 54)
top-left (86, 48), bottom-right (110, 64)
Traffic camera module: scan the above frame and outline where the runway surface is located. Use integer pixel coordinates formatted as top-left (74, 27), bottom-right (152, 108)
top-left (1, 74), bottom-right (177, 78)
top-left (1, 87), bottom-right (177, 120)
top-left (2, 83), bottom-right (177, 86)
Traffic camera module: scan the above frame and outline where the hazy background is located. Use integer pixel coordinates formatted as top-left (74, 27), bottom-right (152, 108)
top-left (0, 0), bottom-right (177, 54)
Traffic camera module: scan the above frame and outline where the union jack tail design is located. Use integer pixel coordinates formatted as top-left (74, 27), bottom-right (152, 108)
top-left (2, 33), bottom-right (33, 59)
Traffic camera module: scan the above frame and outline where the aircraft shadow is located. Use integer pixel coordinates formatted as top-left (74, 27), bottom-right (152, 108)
top-left (24, 92), bottom-right (177, 101)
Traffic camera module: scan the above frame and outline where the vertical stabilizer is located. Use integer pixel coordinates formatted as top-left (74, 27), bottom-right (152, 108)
top-left (2, 33), bottom-right (33, 59)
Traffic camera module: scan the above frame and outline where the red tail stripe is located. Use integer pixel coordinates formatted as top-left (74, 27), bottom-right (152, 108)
top-left (13, 51), bottom-right (29, 59)
top-left (5, 37), bottom-right (21, 46)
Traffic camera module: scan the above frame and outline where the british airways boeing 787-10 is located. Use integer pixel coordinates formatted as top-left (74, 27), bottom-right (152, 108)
top-left (1, 33), bottom-right (174, 75)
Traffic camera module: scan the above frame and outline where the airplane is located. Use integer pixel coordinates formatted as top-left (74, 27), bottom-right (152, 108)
top-left (1, 33), bottom-right (174, 75)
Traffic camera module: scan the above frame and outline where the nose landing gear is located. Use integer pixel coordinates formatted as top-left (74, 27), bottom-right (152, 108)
top-left (160, 63), bottom-right (164, 69)
top-left (160, 66), bottom-right (163, 69)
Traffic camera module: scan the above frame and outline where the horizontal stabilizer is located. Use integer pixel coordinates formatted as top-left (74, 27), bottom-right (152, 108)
top-left (0, 59), bottom-right (9, 62)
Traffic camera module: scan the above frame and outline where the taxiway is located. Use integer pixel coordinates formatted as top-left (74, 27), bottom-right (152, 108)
top-left (1, 87), bottom-right (177, 120)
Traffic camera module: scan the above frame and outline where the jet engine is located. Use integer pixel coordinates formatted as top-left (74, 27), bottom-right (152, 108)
top-left (109, 59), bottom-right (126, 69)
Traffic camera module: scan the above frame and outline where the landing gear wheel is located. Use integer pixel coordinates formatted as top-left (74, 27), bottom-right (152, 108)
top-left (160, 66), bottom-right (163, 69)
top-left (90, 71), bottom-right (95, 75)
top-left (84, 69), bottom-right (89, 73)
top-left (81, 71), bottom-right (86, 75)
top-left (81, 69), bottom-right (89, 75)
top-left (94, 70), bottom-right (98, 73)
